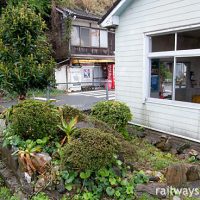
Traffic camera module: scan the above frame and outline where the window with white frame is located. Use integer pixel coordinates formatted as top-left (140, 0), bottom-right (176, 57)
top-left (148, 29), bottom-right (200, 104)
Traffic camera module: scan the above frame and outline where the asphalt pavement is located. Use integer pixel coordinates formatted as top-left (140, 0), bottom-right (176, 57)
top-left (0, 90), bottom-right (115, 111)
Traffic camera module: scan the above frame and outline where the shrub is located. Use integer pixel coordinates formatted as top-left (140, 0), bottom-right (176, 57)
top-left (61, 128), bottom-right (119, 171)
top-left (62, 105), bottom-right (86, 121)
top-left (91, 101), bottom-right (132, 132)
top-left (9, 100), bottom-right (60, 140)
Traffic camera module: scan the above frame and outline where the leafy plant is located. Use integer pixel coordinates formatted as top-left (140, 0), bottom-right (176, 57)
top-left (91, 101), bottom-right (132, 133)
top-left (61, 128), bottom-right (119, 171)
top-left (13, 139), bottom-right (44, 175)
top-left (59, 157), bottom-right (136, 200)
top-left (58, 116), bottom-right (78, 145)
top-left (133, 171), bottom-right (149, 184)
top-left (188, 156), bottom-right (197, 163)
top-left (7, 100), bottom-right (60, 140)
top-left (31, 192), bottom-right (50, 200)
top-left (0, 187), bottom-right (20, 200)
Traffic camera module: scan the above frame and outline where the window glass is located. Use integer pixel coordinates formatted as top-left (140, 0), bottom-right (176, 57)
top-left (151, 34), bottom-right (175, 52)
top-left (91, 29), bottom-right (100, 47)
top-left (100, 30), bottom-right (108, 48)
top-left (177, 30), bottom-right (200, 50)
top-left (149, 29), bottom-right (200, 104)
top-left (175, 57), bottom-right (200, 103)
top-left (150, 58), bottom-right (173, 100)
top-left (81, 28), bottom-right (90, 47)
top-left (71, 26), bottom-right (80, 46)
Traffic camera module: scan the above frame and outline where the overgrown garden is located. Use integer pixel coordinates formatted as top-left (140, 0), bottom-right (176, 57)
top-left (0, 99), bottom-right (197, 200)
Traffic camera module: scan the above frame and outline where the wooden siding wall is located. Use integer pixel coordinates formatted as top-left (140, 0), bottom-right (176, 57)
top-left (115, 0), bottom-right (200, 140)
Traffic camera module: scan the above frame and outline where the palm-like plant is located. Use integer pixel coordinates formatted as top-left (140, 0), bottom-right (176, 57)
top-left (58, 116), bottom-right (78, 145)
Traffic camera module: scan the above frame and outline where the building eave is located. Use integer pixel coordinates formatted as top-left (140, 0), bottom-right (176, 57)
top-left (99, 0), bottom-right (132, 28)
top-left (56, 7), bottom-right (100, 22)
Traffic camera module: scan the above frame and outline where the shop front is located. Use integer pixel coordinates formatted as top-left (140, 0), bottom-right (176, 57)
top-left (71, 58), bottom-right (115, 91)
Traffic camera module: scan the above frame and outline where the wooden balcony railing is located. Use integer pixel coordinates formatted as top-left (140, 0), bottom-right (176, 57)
top-left (70, 46), bottom-right (115, 56)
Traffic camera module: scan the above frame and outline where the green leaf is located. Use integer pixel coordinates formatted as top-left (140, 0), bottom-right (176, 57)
top-left (65, 184), bottom-right (73, 191)
top-left (116, 159), bottom-right (123, 166)
top-left (126, 185), bottom-right (134, 195)
top-left (98, 168), bottom-right (110, 177)
top-left (115, 190), bottom-right (121, 197)
top-left (61, 171), bottom-right (69, 180)
top-left (121, 179), bottom-right (128, 186)
top-left (109, 177), bottom-right (117, 185)
top-left (80, 170), bottom-right (91, 180)
top-left (106, 187), bottom-right (115, 196)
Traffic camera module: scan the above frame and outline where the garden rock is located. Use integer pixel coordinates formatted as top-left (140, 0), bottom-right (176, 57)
top-left (34, 177), bottom-right (48, 192)
top-left (24, 172), bottom-right (31, 184)
top-left (189, 149), bottom-right (199, 157)
top-left (156, 136), bottom-right (172, 152)
top-left (31, 153), bottom-right (51, 174)
top-left (56, 179), bottom-right (66, 194)
top-left (149, 176), bottom-right (160, 182)
top-left (196, 155), bottom-right (200, 160)
top-left (146, 171), bottom-right (163, 182)
top-left (171, 148), bottom-right (178, 155)
top-left (165, 164), bottom-right (188, 186)
top-left (136, 131), bottom-right (146, 138)
top-left (136, 183), bottom-right (167, 198)
top-left (186, 165), bottom-right (200, 181)
top-left (176, 143), bottom-right (191, 154)
top-left (154, 135), bottom-right (172, 151)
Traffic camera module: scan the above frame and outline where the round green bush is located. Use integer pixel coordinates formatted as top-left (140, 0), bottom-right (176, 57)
top-left (9, 100), bottom-right (60, 140)
top-left (91, 101), bottom-right (132, 131)
top-left (61, 128), bottom-right (119, 171)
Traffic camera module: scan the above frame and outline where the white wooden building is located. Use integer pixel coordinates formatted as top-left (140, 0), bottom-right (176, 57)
top-left (100, 0), bottom-right (200, 142)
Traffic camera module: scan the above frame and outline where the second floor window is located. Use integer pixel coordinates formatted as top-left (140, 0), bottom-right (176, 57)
top-left (81, 28), bottom-right (90, 47)
top-left (71, 26), bottom-right (108, 48)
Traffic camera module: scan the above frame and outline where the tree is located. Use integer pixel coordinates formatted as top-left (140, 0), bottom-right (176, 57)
top-left (74, 0), bottom-right (116, 15)
top-left (0, 5), bottom-right (55, 99)
top-left (2, 0), bottom-right (51, 16)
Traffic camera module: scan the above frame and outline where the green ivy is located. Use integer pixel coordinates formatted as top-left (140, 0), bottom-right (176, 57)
top-left (59, 157), bottom-right (145, 200)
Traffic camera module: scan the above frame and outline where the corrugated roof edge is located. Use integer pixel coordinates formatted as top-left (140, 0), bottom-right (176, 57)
top-left (57, 7), bottom-right (101, 21)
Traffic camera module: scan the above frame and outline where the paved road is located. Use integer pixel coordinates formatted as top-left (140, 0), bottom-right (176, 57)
top-left (54, 90), bottom-right (115, 110)
top-left (0, 90), bottom-right (115, 111)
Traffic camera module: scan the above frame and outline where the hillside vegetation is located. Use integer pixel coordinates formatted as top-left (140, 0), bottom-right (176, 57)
top-left (74, 0), bottom-right (116, 15)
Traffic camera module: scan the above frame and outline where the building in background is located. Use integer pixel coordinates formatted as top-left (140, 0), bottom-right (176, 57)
top-left (100, 0), bottom-right (200, 141)
top-left (53, 7), bottom-right (115, 91)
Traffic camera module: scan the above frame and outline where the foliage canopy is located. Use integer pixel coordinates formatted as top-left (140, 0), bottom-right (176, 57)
top-left (0, 5), bottom-right (55, 97)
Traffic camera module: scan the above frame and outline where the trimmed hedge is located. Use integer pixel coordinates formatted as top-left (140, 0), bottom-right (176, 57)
top-left (91, 101), bottom-right (132, 131)
top-left (8, 100), bottom-right (60, 140)
top-left (61, 128), bottom-right (119, 171)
